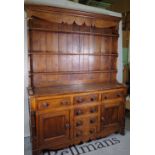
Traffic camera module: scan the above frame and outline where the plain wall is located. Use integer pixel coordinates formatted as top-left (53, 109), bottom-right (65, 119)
top-left (24, 0), bottom-right (122, 137)
top-left (24, 12), bottom-right (30, 137)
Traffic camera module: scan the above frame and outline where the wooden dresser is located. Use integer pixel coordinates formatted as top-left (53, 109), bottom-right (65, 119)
top-left (25, 4), bottom-right (127, 155)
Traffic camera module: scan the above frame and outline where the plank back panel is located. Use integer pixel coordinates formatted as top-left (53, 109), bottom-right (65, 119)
top-left (28, 17), bottom-right (119, 88)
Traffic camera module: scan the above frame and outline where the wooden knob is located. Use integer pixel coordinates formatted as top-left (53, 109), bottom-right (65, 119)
top-left (101, 117), bottom-right (105, 121)
top-left (76, 120), bottom-right (83, 127)
top-left (61, 100), bottom-right (68, 105)
top-left (90, 108), bottom-right (97, 113)
top-left (76, 109), bottom-right (82, 115)
top-left (90, 119), bottom-right (96, 124)
top-left (90, 96), bottom-right (97, 101)
top-left (104, 96), bottom-right (107, 100)
top-left (117, 94), bottom-right (121, 97)
top-left (77, 97), bottom-right (84, 103)
top-left (65, 123), bottom-right (70, 129)
top-left (42, 102), bottom-right (49, 108)
top-left (76, 131), bottom-right (82, 137)
top-left (90, 130), bottom-right (95, 134)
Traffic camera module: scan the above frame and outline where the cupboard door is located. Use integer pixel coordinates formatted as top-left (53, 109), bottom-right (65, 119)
top-left (38, 110), bottom-right (70, 144)
top-left (101, 100), bottom-right (122, 129)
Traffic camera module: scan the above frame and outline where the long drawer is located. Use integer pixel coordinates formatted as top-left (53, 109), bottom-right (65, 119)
top-left (37, 97), bottom-right (71, 110)
top-left (102, 90), bottom-right (124, 101)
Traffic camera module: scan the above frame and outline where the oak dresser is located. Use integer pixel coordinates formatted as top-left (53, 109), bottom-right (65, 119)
top-left (25, 4), bottom-right (127, 155)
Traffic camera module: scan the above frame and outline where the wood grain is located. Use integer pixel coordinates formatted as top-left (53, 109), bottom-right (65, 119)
top-left (25, 4), bottom-right (126, 155)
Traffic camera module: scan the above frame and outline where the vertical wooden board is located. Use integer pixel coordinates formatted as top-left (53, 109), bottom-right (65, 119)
top-left (72, 55), bottom-right (79, 71)
top-left (89, 35), bottom-right (94, 54)
top-left (39, 31), bottom-right (46, 51)
top-left (111, 57), bottom-right (117, 70)
top-left (101, 56), bottom-right (110, 70)
top-left (79, 34), bottom-right (83, 53)
top-left (66, 55), bottom-right (73, 71)
top-left (69, 74), bottom-right (79, 82)
top-left (58, 55), bottom-right (67, 71)
top-left (46, 55), bottom-right (58, 72)
top-left (33, 74), bottom-right (47, 87)
top-left (58, 55), bottom-right (72, 72)
top-left (83, 35), bottom-right (89, 53)
top-left (32, 55), bottom-right (46, 72)
top-left (101, 37), bottom-right (112, 53)
top-left (67, 34), bottom-right (72, 53)
top-left (89, 56), bottom-right (100, 70)
top-left (31, 31), bottom-right (40, 51)
top-left (94, 36), bottom-right (101, 53)
top-left (80, 55), bottom-right (89, 71)
top-left (46, 32), bottom-right (58, 52)
top-left (58, 74), bottom-right (69, 84)
top-left (111, 72), bottom-right (117, 82)
top-left (100, 73), bottom-right (110, 82)
top-left (72, 34), bottom-right (79, 53)
top-left (112, 37), bottom-right (118, 53)
top-left (88, 73), bottom-right (100, 80)
top-left (46, 74), bottom-right (58, 85)
top-left (59, 33), bottom-right (67, 53)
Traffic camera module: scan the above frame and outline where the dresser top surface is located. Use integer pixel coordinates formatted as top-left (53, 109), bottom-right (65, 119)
top-left (30, 82), bottom-right (126, 97)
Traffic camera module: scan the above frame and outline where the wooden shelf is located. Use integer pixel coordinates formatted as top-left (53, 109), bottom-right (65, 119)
top-left (29, 70), bottom-right (117, 75)
top-left (31, 82), bottom-right (125, 96)
top-left (29, 28), bottom-right (119, 37)
top-left (28, 52), bottom-right (118, 56)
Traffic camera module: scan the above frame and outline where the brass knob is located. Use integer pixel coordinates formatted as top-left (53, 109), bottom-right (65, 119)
top-left (76, 120), bottom-right (83, 127)
top-left (42, 102), bottom-right (49, 108)
top-left (65, 123), bottom-right (70, 129)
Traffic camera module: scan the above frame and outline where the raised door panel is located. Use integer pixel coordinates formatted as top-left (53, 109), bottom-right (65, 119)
top-left (38, 110), bottom-right (70, 144)
top-left (101, 100), bottom-right (122, 130)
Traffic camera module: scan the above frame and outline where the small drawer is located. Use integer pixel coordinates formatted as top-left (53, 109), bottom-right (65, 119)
top-left (89, 106), bottom-right (98, 114)
top-left (102, 91), bottom-right (124, 100)
top-left (74, 108), bottom-right (85, 116)
top-left (73, 94), bottom-right (99, 104)
top-left (89, 117), bottom-right (98, 125)
top-left (74, 119), bottom-right (84, 127)
top-left (75, 129), bottom-right (84, 138)
top-left (37, 97), bottom-right (71, 110)
top-left (88, 127), bottom-right (97, 136)
top-left (74, 116), bottom-right (98, 128)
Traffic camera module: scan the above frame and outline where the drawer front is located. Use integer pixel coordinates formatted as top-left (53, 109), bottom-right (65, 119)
top-left (37, 97), bottom-right (71, 110)
top-left (102, 91), bottom-right (124, 101)
top-left (74, 116), bottom-right (98, 128)
top-left (74, 106), bottom-right (98, 116)
top-left (74, 127), bottom-right (97, 138)
top-left (88, 127), bottom-right (97, 136)
top-left (73, 94), bottom-right (99, 104)
top-left (74, 129), bottom-right (85, 138)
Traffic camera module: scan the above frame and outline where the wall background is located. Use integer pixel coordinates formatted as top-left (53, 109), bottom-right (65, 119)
top-left (24, 0), bottom-right (122, 137)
